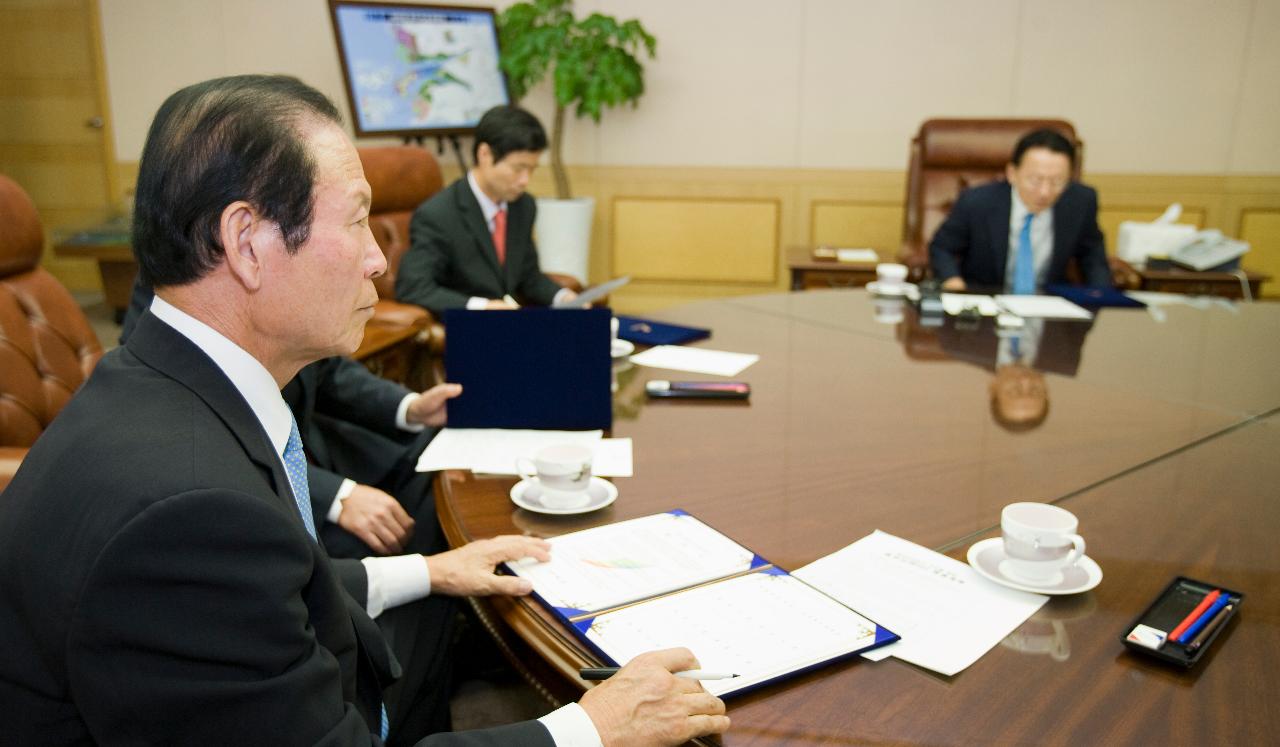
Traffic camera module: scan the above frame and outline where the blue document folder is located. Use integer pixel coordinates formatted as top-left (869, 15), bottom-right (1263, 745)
top-left (443, 307), bottom-right (612, 430)
top-left (615, 315), bottom-right (710, 346)
top-left (1046, 284), bottom-right (1146, 309)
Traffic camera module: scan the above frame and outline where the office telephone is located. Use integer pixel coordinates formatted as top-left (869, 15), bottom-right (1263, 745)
top-left (1169, 229), bottom-right (1250, 271)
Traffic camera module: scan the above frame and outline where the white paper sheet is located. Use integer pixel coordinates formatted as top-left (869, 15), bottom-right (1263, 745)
top-left (415, 428), bottom-right (604, 474)
top-left (835, 248), bottom-right (879, 263)
top-left (585, 572), bottom-right (880, 697)
top-left (629, 345), bottom-right (759, 376)
top-left (507, 512), bottom-right (758, 614)
top-left (994, 295), bottom-right (1093, 320)
top-left (941, 293), bottom-right (1000, 316)
top-left (793, 530), bottom-right (1047, 676)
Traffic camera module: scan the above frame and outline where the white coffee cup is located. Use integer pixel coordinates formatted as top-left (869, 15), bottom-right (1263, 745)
top-left (875, 263), bottom-right (908, 292)
top-left (516, 444), bottom-right (593, 509)
top-left (1001, 502), bottom-right (1086, 585)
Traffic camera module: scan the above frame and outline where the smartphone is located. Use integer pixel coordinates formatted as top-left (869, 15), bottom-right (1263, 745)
top-left (645, 380), bottom-right (750, 400)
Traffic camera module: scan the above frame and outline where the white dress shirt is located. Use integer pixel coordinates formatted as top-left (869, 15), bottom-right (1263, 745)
top-left (465, 171), bottom-right (572, 310)
top-left (1004, 186), bottom-right (1055, 293)
top-left (148, 296), bottom-right (598, 745)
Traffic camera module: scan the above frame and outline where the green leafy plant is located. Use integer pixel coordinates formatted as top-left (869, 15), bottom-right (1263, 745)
top-left (498, 0), bottom-right (657, 199)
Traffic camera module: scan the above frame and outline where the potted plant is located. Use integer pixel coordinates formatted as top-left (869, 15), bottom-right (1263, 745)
top-left (498, 0), bottom-right (656, 279)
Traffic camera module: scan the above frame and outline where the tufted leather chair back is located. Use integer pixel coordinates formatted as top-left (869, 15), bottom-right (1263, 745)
top-left (0, 175), bottom-right (103, 482)
top-left (358, 146), bottom-right (444, 301)
top-left (898, 118), bottom-right (1081, 279)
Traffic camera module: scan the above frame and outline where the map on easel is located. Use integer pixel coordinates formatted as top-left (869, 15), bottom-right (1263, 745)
top-left (329, 2), bottom-right (509, 137)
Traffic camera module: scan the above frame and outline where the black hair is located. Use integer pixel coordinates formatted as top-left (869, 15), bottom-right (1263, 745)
top-left (1010, 128), bottom-right (1076, 168)
top-left (132, 74), bottom-right (342, 288)
top-left (471, 105), bottom-right (547, 163)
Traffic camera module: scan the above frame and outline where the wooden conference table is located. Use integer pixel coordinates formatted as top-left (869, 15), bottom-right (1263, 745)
top-left (435, 290), bottom-right (1280, 746)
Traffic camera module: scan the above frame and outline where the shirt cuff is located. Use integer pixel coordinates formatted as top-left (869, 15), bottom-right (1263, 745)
top-left (359, 554), bottom-right (432, 619)
top-left (537, 702), bottom-right (602, 747)
top-left (395, 393), bottom-right (426, 433)
top-left (553, 287), bottom-right (573, 306)
top-left (326, 479), bottom-right (357, 524)
top-left (466, 296), bottom-right (490, 310)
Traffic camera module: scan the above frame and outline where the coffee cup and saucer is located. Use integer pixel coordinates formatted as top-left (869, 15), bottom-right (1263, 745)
top-left (512, 444), bottom-right (618, 515)
top-left (968, 502), bottom-right (1103, 595)
top-left (865, 263), bottom-right (919, 300)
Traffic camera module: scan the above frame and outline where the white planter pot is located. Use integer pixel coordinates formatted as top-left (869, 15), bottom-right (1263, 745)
top-left (534, 197), bottom-right (595, 283)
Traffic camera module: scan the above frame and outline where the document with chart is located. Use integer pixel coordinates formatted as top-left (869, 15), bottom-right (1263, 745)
top-left (506, 511), bottom-right (898, 697)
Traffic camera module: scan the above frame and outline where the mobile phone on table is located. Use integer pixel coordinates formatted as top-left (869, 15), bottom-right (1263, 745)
top-left (645, 380), bottom-right (750, 400)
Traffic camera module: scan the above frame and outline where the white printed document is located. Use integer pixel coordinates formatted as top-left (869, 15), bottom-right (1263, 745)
top-left (416, 429), bottom-right (635, 475)
top-left (792, 530), bottom-right (1047, 676)
top-left (994, 295), bottom-right (1093, 320)
top-left (508, 511), bottom-right (897, 697)
top-left (629, 345), bottom-right (759, 376)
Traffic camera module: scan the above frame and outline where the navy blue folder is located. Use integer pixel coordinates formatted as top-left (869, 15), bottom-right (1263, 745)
top-left (443, 307), bottom-right (612, 430)
top-left (1046, 284), bottom-right (1146, 309)
top-left (615, 315), bottom-right (710, 346)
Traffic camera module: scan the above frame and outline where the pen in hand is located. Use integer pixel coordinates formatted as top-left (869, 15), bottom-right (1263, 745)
top-left (579, 667), bottom-right (739, 681)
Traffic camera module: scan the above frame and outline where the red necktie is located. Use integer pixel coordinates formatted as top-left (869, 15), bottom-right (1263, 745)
top-left (492, 208), bottom-right (507, 265)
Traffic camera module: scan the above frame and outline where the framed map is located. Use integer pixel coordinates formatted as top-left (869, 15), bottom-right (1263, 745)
top-left (328, 1), bottom-right (509, 137)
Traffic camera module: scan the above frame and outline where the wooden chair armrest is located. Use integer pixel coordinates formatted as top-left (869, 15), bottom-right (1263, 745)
top-left (0, 446), bottom-right (28, 494)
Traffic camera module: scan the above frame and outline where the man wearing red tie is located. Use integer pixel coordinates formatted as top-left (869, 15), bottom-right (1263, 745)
top-left (397, 105), bottom-right (579, 313)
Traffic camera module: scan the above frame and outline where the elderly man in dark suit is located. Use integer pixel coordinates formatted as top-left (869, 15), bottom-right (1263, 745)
top-left (396, 105), bottom-right (577, 314)
top-left (929, 128), bottom-right (1111, 293)
top-left (0, 75), bottom-right (728, 745)
top-left (122, 280), bottom-right (454, 560)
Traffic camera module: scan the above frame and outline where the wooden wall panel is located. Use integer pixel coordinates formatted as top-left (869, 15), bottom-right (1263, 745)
top-left (112, 160), bottom-right (1280, 311)
top-left (810, 202), bottom-right (904, 255)
top-left (612, 197), bottom-right (779, 284)
top-left (1239, 210), bottom-right (1280, 296)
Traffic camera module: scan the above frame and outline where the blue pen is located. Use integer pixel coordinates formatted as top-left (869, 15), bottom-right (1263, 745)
top-left (1177, 593), bottom-right (1231, 644)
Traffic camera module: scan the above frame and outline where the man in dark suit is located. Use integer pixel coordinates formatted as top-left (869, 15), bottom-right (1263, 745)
top-left (929, 129), bottom-right (1111, 293)
top-left (0, 75), bottom-right (728, 745)
top-left (122, 281), bottom-right (452, 560)
top-left (396, 106), bottom-right (578, 314)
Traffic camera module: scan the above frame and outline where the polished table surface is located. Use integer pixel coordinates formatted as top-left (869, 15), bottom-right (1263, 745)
top-left (436, 290), bottom-right (1280, 745)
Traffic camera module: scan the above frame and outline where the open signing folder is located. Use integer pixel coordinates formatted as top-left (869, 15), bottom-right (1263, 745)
top-left (506, 511), bottom-right (898, 698)
top-left (444, 307), bottom-right (612, 430)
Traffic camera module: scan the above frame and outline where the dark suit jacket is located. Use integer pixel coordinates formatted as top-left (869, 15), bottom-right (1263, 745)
top-left (397, 178), bottom-right (561, 313)
top-left (0, 313), bottom-right (551, 745)
top-left (122, 281), bottom-right (424, 532)
top-left (928, 180), bottom-right (1111, 289)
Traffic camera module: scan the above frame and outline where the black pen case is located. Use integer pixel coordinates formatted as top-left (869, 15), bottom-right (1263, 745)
top-left (1120, 576), bottom-right (1244, 668)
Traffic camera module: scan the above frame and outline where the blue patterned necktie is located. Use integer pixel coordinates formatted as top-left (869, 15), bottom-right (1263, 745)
top-left (1013, 212), bottom-right (1036, 295)
top-left (282, 418), bottom-right (317, 540)
top-left (284, 419), bottom-right (388, 740)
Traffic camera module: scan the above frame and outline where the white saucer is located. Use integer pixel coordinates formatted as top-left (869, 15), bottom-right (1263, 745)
top-left (967, 537), bottom-right (1102, 595)
top-left (510, 476), bottom-right (618, 515)
top-left (611, 339), bottom-right (635, 359)
top-left (866, 281), bottom-right (919, 300)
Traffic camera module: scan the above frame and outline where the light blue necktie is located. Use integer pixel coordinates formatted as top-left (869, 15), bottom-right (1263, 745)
top-left (282, 418), bottom-right (317, 540)
top-left (1010, 334), bottom-right (1022, 361)
top-left (1013, 212), bottom-right (1036, 295)
top-left (284, 419), bottom-right (389, 740)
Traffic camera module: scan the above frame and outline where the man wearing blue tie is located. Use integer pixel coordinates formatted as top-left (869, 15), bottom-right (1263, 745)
top-left (929, 128), bottom-right (1111, 293)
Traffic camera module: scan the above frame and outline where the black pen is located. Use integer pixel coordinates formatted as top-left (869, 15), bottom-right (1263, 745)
top-left (579, 668), bottom-right (739, 681)
top-left (1186, 603), bottom-right (1233, 652)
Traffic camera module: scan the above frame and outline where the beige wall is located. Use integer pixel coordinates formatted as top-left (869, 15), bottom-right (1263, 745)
top-left (102, 0), bottom-right (1280, 174)
top-left (97, 0), bottom-right (1280, 306)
